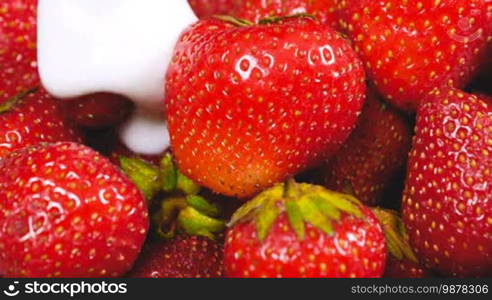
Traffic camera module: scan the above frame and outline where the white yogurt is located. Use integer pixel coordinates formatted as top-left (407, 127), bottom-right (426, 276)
top-left (37, 0), bottom-right (197, 154)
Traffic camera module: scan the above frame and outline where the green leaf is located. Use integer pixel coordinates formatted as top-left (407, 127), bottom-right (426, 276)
top-left (159, 153), bottom-right (177, 193)
top-left (286, 199), bottom-right (305, 240)
top-left (186, 195), bottom-right (221, 217)
top-left (256, 198), bottom-right (281, 242)
top-left (297, 196), bottom-right (334, 236)
top-left (176, 171), bottom-right (201, 195)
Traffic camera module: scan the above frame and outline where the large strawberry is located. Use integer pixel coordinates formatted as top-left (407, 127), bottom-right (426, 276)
top-left (0, 88), bottom-right (82, 159)
top-left (0, 142), bottom-right (149, 277)
top-left (129, 236), bottom-right (224, 278)
top-left (324, 89), bottom-right (412, 205)
top-left (224, 180), bottom-right (386, 278)
top-left (166, 16), bottom-right (366, 198)
top-left (0, 0), bottom-right (39, 103)
top-left (230, 0), bottom-right (345, 30)
top-left (341, 0), bottom-right (492, 111)
top-left (188, 0), bottom-right (237, 19)
top-left (402, 88), bottom-right (492, 277)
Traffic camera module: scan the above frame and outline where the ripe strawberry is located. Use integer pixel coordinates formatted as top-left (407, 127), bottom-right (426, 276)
top-left (224, 180), bottom-right (386, 278)
top-left (130, 236), bottom-right (224, 278)
top-left (372, 208), bottom-right (431, 278)
top-left (62, 93), bottom-right (134, 129)
top-left (166, 17), bottom-right (366, 198)
top-left (324, 89), bottom-right (412, 205)
top-left (0, 142), bottom-right (149, 277)
top-left (0, 88), bottom-right (82, 159)
top-left (402, 88), bottom-right (492, 277)
top-left (0, 0), bottom-right (39, 103)
top-left (188, 0), bottom-right (237, 19)
top-left (230, 0), bottom-right (345, 30)
top-left (341, 0), bottom-right (492, 111)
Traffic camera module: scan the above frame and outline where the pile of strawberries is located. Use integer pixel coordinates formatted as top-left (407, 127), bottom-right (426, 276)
top-left (0, 0), bottom-right (491, 278)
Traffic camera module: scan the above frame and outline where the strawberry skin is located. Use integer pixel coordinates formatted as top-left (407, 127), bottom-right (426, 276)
top-left (0, 0), bottom-right (39, 102)
top-left (231, 0), bottom-right (344, 30)
top-left (384, 256), bottom-right (431, 278)
top-left (324, 89), bottom-right (412, 205)
top-left (402, 88), bottom-right (492, 277)
top-left (0, 142), bottom-right (149, 277)
top-left (0, 88), bottom-right (82, 159)
top-left (224, 182), bottom-right (387, 278)
top-left (341, 0), bottom-right (492, 111)
top-left (166, 17), bottom-right (366, 198)
top-left (62, 93), bottom-right (134, 129)
top-left (130, 236), bottom-right (224, 278)
top-left (188, 0), bottom-right (237, 19)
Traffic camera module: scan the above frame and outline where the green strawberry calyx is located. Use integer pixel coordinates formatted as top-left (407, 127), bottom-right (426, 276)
top-left (229, 179), bottom-right (366, 242)
top-left (121, 153), bottom-right (225, 240)
top-left (371, 208), bottom-right (418, 263)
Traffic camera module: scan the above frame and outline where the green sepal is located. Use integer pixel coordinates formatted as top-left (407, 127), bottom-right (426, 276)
top-left (120, 156), bottom-right (161, 201)
top-left (258, 13), bottom-right (315, 25)
top-left (214, 15), bottom-right (253, 27)
top-left (0, 87), bottom-right (38, 114)
top-left (178, 207), bottom-right (226, 240)
top-left (256, 198), bottom-right (281, 242)
top-left (159, 153), bottom-right (177, 193)
top-left (186, 195), bottom-right (221, 217)
top-left (228, 184), bottom-right (284, 227)
top-left (319, 190), bottom-right (364, 219)
top-left (372, 208), bottom-right (418, 263)
top-left (176, 171), bottom-right (201, 195)
top-left (285, 199), bottom-right (305, 240)
top-left (297, 196), bottom-right (334, 236)
top-left (310, 195), bottom-right (342, 221)
top-left (153, 197), bottom-right (188, 239)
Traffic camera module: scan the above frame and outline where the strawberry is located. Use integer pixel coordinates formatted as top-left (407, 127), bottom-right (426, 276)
top-left (230, 0), bottom-right (345, 30)
top-left (188, 0), bottom-right (237, 19)
top-left (372, 208), bottom-right (431, 278)
top-left (62, 93), bottom-right (134, 129)
top-left (402, 88), bottom-right (492, 277)
top-left (166, 16), bottom-right (366, 198)
top-left (324, 89), bottom-right (412, 205)
top-left (341, 0), bottom-right (492, 111)
top-left (129, 236), bottom-right (224, 278)
top-left (0, 88), bottom-right (82, 159)
top-left (0, 0), bottom-right (39, 103)
top-left (224, 180), bottom-right (387, 278)
top-left (0, 142), bottom-right (149, 277)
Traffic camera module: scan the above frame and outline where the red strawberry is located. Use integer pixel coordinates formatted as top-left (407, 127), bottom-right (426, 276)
top-left (224, 180), bottom-right (387, 278)
top-left (62, 93), bottom-right (134, 129)
top-left (130, 236), bottom-right (224, 278)
top-left (0, 142), bottom-right (149, 277)
top-left (402, 88), bottom-right (492, 277)
top-left (324, 89), bottom-right (412, 205)
top-left (0, 88), bottom-right (82, 159)
top-left (0, 0), bottom-right (39, 102)
top-left (372, 208), bottom-right (431, 278)
top-left (166, 17), bottom-right (366, 198)
top-left (188, 0), bottom-right (237, 19)
top-left (341, 0), bottom-right (492, 111)
top-left (231, 0), bottom-right (345, 30)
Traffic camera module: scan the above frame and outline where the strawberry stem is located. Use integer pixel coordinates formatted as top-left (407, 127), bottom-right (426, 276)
top-left (214, 15), bottom-right (253, 27)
